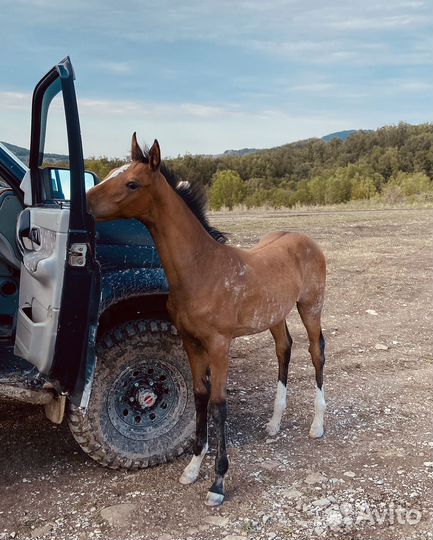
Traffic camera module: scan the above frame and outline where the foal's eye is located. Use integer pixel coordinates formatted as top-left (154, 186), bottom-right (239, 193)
top-left (126, 181), bottom-right (140, 191)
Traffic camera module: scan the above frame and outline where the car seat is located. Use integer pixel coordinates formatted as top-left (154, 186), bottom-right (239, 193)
top-left (0, 186), bottom-right (22, 269)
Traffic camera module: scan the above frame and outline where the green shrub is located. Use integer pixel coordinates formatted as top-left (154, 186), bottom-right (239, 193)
top-left (390, 171), bottom-right (433, 197)
top-left (381, 183), bottom-right (404, 204)
top-left (351, 177), bottom-right (378, 200)
top-left (209, 170), bottom-right (246, 210)
top-left (244, 189), bottom-right (271, 208)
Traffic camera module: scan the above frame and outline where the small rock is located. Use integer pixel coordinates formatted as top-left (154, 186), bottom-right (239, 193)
top-left (342, 516), bottom-right (353, 527)
top-left (312, 497), bottom-right (332, 508)
top-left (326, 509), bottom-right (343, 528)
top-left (282, 488), bottom-right (303, 499)
top-left (375, 343), bottom-right (388, 350)
top-left (100, 503), bottom-right (137, 527)
top-left (222, 536), bottom-right (247, 540)
top-left (340, 502), bottom-right (353, 516)
top-left (304, 472), bottom-right (327, 485)
top-left (423, 462), bottom-right (433, 468)
top-left (157, 535), bottom-right (173, 540)
top-left (31, 523), bottom-right (54, 538)
top-left (366, 309), bottom-right (378, 316)
top-left (203, 516), bottom-right (229, 527)
top-left (343, 471), bottom-right (356, 478)
top-left (260, 460), bottom-right (280, 470)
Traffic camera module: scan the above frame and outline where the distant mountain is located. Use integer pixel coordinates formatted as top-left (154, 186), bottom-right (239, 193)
top-left (1, 142), bottom-right (69, 165)
top-left (221, 148), bottom-right (260, 157)
top-left (321, 130), bottom-right (359, 142)
top-left (219, 130), bottom-right (364, 157)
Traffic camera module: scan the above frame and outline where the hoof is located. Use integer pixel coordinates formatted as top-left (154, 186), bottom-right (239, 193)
top-left (309, 424), bottom-right (324, 438)
top-left (179, 471), bottom-right (198, 485)
top-left (265, 420), bottom-right (280, 436)
top-left (205, 491), bottom-right (224, 506)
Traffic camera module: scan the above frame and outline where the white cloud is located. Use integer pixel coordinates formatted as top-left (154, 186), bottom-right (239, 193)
top-left (289, 83), bottom-right (335, 93)
top-left (0, 92), bottom-right (31, 111)
top-left (97, 62), bottom-right (133, 75)
top-left (326, 14), bottom-right (424, 30)
top-left (399, 81), bottom-right (433, 91)
top-left (0, 90), bottom-right (352, 156)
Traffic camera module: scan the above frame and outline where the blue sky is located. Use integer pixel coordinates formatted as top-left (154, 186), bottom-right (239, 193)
top-left (1, 0), bottom-right (432, 158)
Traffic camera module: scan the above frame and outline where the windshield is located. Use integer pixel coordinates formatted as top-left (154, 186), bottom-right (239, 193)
top-left (0, 142), bottom-right (28, 179)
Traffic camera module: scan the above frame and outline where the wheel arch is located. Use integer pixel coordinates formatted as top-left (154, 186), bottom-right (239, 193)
top-left (70, 264), bottom-right (171, 409)
top-left (97, 293), bottom-right (171, 339)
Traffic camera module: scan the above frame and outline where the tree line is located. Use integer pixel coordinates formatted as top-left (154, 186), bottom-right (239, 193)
top-left (85, 122), bottom-right (433, 209)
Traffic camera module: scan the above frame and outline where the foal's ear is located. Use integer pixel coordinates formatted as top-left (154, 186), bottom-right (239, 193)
top-left (149, 139), bottom-right (161, 171)
top-left (131, 132), bottom-right (146, 162)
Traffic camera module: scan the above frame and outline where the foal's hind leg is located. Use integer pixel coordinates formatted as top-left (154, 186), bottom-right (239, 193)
top-left (297, 302), bottom-right (326, 438)
top-left (266, 320), bottom-right (293, 436)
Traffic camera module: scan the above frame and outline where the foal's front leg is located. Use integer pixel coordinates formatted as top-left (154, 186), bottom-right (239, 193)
top-left (206, 336), bottom-right (230, 506)
top-left (179, 341), bottom-right (210, 485)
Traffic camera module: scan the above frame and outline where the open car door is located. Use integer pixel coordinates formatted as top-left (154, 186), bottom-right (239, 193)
top-left (14, 57), bottom-right (101, 403)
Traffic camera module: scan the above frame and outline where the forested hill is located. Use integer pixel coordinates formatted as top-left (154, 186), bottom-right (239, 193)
top-left (165, 123), bottom-right (432, 187)
top-left (160, 123), bottom-right (432, 208)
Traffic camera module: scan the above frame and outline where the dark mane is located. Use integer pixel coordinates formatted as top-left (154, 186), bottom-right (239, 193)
top-left (140, 148), bottom-right (227, 243)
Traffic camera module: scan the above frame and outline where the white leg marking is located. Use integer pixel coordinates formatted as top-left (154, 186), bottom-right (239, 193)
top-left (179, 443), bottom-right (208, 485)
top-left (266, 381), bottom-right (287, 436)
top-left (309, 386), bottom-right (326, 438)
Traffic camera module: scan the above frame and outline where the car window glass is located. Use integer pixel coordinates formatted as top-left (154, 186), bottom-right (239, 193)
top-left (0, 174), bottom-right (9, 188)
top-left (42, 93), bottom-right (70, 201)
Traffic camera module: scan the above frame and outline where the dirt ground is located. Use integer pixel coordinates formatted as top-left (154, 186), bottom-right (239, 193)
top-left (0, 208), bottom-right (432, 540)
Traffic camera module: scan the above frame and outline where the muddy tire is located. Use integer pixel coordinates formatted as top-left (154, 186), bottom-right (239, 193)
top-left (68, 320), bottom-right (194, 470)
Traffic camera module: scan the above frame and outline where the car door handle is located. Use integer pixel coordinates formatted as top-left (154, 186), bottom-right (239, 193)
top-left (29, 227), bottom-right (41, 246)
top-left (16, 209), bottom-right (41, 254)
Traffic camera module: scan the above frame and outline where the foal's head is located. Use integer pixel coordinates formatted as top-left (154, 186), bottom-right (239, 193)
top-left (87, 133), bottom-right (227, 242)
top-left (87, 133), bottom-right (162, 221)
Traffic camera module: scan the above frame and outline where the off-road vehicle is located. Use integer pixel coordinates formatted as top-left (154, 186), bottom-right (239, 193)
top-left (0, 57), bottom-right (194, 469)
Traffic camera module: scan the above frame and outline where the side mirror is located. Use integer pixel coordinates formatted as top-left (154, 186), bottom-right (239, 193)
top-left (41, 167), bottom-right (100, 200)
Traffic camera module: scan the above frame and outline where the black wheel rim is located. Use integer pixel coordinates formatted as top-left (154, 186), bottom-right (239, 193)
top-left (107, 359), bottom-right (188, 441)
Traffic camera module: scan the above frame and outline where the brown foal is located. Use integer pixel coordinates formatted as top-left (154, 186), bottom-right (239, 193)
top-left (87, 134), bottom-right (327, 506)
